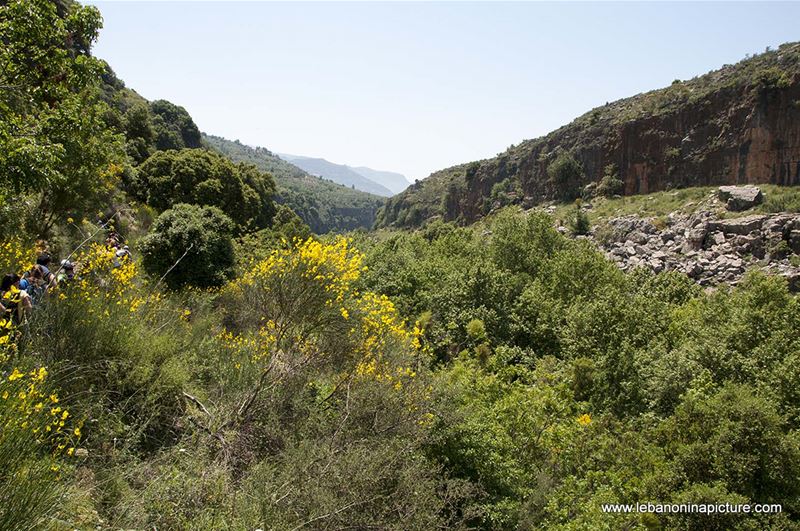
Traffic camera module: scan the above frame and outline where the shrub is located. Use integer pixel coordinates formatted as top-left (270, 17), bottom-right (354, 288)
top-left (489, 208), bottom-right (564, 277)
top-left (0, 366), bottom-right (77, 531)
top-left (762, 189), bottom-right (800, 213)
top-left (140, 204), bottom-right (235, 289)
top-left (660, 384), bottom-right (800, 505)
top-left (569, 201), bottom-right (591, 236)
top-left (201, 238), bottom-right (448, 529)
top-left (466, 318), bottom-right (487, 343)
top-left (219, 237), bottom-right (427, 425)
top-left (235, 204), bottom-right (312, 265)
top-left (22, 241), bottom-right (189, 453)
top-left (596, 164), bottom-right (624, 198)
top-left (757, 67), bottom-right (792, 90)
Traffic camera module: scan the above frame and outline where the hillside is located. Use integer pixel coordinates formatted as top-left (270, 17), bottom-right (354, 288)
top-left (98, 73), bottom-right (384, 235)
top-left (377, 42), bottom-right (800, 228)
top-left (204, 135), bottom-right (385, 233)
top-left (278, 154), bottom-right (394, 197)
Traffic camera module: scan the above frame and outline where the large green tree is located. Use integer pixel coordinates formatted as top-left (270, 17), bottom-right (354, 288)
top-left (0, 0), bottom-right (124, 235)
top-left (150, 99), bottom-right (202, 151)
top-left (546, 150), bottom-right (585, 201)
top-left (133, 149), bottom-right (276, 230)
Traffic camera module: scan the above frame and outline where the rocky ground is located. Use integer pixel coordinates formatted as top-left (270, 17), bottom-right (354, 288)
top-left (566, 186), bottom-right (800, 291)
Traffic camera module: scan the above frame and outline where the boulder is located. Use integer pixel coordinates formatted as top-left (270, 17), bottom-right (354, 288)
top-left (732, 234), bottom-right (764, 258)
top-left (782, 271), bottom-right (800, 293)
top-left (683, 227), bottom-right (707, 252)
top-left (707, 215), bottom-right (766, 236)
top-left (649, 259), bottom-right (664, 273)
top-left (789, 230), bottom-right (800, 255)
top-left (590, 210), bottom-right (798, 291)
top-left (762, 214), bottom-right (795, 235)
top-left (718, 185), bottom-right (763, 211)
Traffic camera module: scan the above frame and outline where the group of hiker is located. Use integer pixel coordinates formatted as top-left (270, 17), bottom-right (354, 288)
top-left (0, 230), bottom-right (131, 346)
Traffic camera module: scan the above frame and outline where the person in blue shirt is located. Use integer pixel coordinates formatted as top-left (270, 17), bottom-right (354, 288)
top-left (35, 253), bottom-right (57, 289)
top-left (20, 265), bottom-right (45, 305)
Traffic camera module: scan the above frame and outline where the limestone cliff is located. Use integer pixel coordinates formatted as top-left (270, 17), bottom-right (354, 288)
top-left (377, 42), bottom-right (800, 228)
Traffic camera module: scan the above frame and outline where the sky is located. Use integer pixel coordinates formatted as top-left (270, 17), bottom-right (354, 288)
top-left (87, 1), bottom-right (800, 182)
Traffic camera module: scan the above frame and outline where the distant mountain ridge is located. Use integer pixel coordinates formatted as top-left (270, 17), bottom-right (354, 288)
top-left (203, 135), bottom-right (384, 233)
top-left (350, 166), bottom-right (410, 195)
top-left (279, 154), bottom-right (410, 196)
top-left (377, 42), bottom-right (800, 228)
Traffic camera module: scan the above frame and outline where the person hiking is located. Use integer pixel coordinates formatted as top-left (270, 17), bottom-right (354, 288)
top-left (0, 274), bottom-right (32, 342)
top-left (106, 230), bottom-right (121, 250)
top-left (20, 265), bottom-right (45, 306)
top-left (57, 260), bottom-right (76, 283)
top-left (36, 253), bottom-right (57, 289)
top-left (113, 245), bottom-right (131, 268)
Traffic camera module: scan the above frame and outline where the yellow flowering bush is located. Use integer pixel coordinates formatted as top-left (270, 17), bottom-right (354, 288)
top-left (0, 237), bottom-right (36, 273)
top-left (0, 364), bottom-right (81, 527)
top-left (61, 242), bottom-right (159, 315)
top-left (351, 292), bottom-right (422, 392)
top-left (0, 237), bottom-right (36, 274)
top-left (0, 239), bottom-right (40, 362)
top-left (0, 367), bottom-right (82, 456)
top-left (218, 237), bottom-right (430, 428)
top-left (237, 236), bottom-right (364, 302)
top-left (226, 237), bottom-right (422, 377)
top-left (1, 366), bottom-right (80, 456)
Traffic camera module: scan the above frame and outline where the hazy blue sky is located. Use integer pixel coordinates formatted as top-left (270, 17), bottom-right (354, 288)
top-left (88, 1), bottom-right (800, 181)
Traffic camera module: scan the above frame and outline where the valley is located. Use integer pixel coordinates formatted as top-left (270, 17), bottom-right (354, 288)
top-left (1, 2), bottom-right (799, 530)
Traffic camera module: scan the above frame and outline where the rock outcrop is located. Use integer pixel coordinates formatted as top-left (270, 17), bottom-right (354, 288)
top-left (593, 210), bottom-right (800, 291)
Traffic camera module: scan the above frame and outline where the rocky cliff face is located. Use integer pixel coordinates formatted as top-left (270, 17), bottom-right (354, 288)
top-left (377, 42), bottom-right (800, 228)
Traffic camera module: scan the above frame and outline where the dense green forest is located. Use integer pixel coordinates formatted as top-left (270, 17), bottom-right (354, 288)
top-left (2, 1), bottom-right (800, 530)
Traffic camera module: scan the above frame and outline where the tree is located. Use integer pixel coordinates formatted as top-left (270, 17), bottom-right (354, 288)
top-left (659, 384), bottom-right (800, 512)
top-left (547, 151), bottom-right (584, 201)
top-left (569, 200), bottom-right (591, 236)
top-left (123, 102), bottom-right (155, 164)
top-left (0, 0), bottom-right (124, 236)
top-left (133, 149), bottom-right (276, 230)
top-left (150, 100), bottom-right (202, 150)
top-left (140, 204), bottom-right (235, 289)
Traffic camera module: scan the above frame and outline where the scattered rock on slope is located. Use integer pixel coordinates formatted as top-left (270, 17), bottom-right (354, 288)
top-left (591, 209), bottom-right (800, 291)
